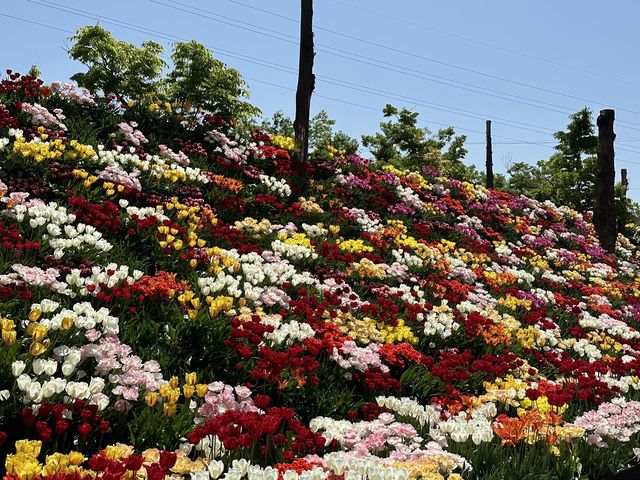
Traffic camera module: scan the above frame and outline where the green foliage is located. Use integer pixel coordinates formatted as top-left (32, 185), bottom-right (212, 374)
top-left (536, 108), bottom-right (598, 212)
top-left (362, 104), bottom-right (475, 181)
top-left (163, 40), bottom-right (260, 122)
top-left (259, 110), bottom-right (294, 137)
top-left (68, 25), bottom-right (166, 98)
top-left (504, 162), bottom-right (544, 198)
top-left (260, 110), bottom-right (359, 159)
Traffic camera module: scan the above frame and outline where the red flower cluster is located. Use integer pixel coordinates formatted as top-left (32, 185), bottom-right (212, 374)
top-left (187, 406), bottom-right (326, 463)
top-left (0, 221), bottom-right (41, 258)
top-left (0, 70), bottom-right (50, 98)
top-left (68, 195), bottom-right (122, 232)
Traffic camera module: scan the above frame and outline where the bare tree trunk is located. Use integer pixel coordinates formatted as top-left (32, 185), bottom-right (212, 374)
top-left (294, 0), bottom-right (315, 163)
top-left (594, 109), bottom-right (616, 253)
top-left (485, 120), bottom-right (493, 189)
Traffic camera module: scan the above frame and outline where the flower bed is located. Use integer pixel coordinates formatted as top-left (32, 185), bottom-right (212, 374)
top-left (1, 69), bottom-right (640, 479)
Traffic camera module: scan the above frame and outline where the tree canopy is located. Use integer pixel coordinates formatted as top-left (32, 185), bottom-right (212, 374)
top-left (362, 104), bottom-right (476, 181)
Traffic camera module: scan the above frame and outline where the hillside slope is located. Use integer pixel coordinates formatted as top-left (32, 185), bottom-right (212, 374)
top-left (2, 71), bottom-right (640, 479)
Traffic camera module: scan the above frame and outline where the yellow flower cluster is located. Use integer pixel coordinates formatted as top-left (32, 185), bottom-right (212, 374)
top-left (1, 316), bottom-right (16, 345)
top-left (208, 246), bottom-right (240, 276)
top-left (157, 225), bottom-right (186, 251)
top-left (206, 295), bottom-right (235, 318)
top-left (177, 289), bottom-right (200, 320)
top-left (148, 100), bottom-right (173, 113)
top-left (498, 295), bottom-right (532, 312)
top-left (392, 455), bottom-right (464, 480)
top-left (150, 373), bottom-right (208, 416)
top-left (383, 219), bottom-right (408, 238)
top-left (349, 258), bottom-right (386, 279)
top-left (380, 318), bottom-right (418, 344)
top-left (297, 197), bottom-right (324, 214)
top-left (325, 144), bottom-right (345, 158)
top-left (154, 164), bottom-right (187, 183)
top-left (515, 326), bottom-right (543, 349)
top-left (26, 307), bottom-right (49, 356)
top-left (337, 238), bottom-right (374, 253)
top-left (278, 232), bottom-right (316, 251)
top-left (6, 441), bottom-right (87, 480)
top-left (586, 331), bottom-right (623, 352)
top-left (67, 140), bottom-right (96, 160)
top-left (101, 181), bottom-right (127, 196)
top-left (518, 395), bottom-right (567, 417)
top-left (483, 375), bottom-right (528, 407)
top-left (328, 312), bottom-right (385, 344)
top-left (381, 165), bottom-right (431, 190)
top-left (271, 135), bottom-right (297, 151)
top-left (234, 217), bottom-right (272, 236)
top-left (71, 168), bottom-right (94, 188)
top-left (13, 136), bottom-right (65, 163)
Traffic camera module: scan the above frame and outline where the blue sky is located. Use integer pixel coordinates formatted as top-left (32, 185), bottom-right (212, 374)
top-left (3, 0), bottom-right (640, 200)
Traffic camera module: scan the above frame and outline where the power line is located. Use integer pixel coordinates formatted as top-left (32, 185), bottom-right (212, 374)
top-left (146, 0), bottom-right (640, 131)
top-left (25, 0), bottom-right (640, 136)
top-left (220, 0), bottom-right (640, 118)
top-left (328, 0), bottom-right (640, 89)
top-left (4, 8), bottom-right (640, 159)
top-left (16, 1), bottom-right (580, 139)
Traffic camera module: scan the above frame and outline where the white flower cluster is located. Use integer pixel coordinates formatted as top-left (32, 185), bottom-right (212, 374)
top-left (432, 404), bottom-right (496, 445)
top-left (388, 284), bottom-right (426, 305)
top-left (271, 239), bottom-right (318, 262)
top-left (259, 174), bottom-right (292, 197)
top-left (392, 249), bottom-right (423, 269)
top-left (302, 223), bottom-right (328, 238)
top-left (39, 301), bottom-right (119, 335)
top-left (198, 250), bottom-right (316, 303)
top-left (94, 146), bottom-right (210, 184)
top-left (423, 301), bottom-right (459, 338)
top-left (572, 338), bottom-right (603, 361)
top-left (345, 208), bottom-right (382, 233)
top-left (121, 202), bottom-right (169, 222)
top-left (396, 185), bottom-right (424, 212)
top-left (188, 458), bottom-right (329, 480)
top-left (262, 318), bottom-right (316, 346)
top-left (65, 263), bottom-right (143, 298)
top-left (12, 358), bottom-right (106, 405)
top-left (579, 312), bottom-right (640, 341)
top-left (375, 395), bottom-right (441, 427)
top-left (11, 201), bottom-right (112, 258)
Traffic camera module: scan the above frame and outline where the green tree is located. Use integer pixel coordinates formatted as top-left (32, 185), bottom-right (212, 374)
top-left (68, 25), bottom-right (166, 98)
top-left (537, 108), bottom-right (598, 211)
top-left (504, 162), bottom-right (545, 198)
top-left (163, 40), bottom-right (259, 122)
top-left (259, 111), bottom-right (294, 138)
top-left (362, 104), bottom-right (472, 180)
top-left (260, 110), bottom-right (359, 157)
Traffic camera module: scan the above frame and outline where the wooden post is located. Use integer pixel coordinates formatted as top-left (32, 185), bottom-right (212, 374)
top-left (594, 109), bottom-right (617, 253)
top-left (294, 0), bottom-right (315, 163)
top-left (485, 120), bottom-right (493, 189)
top-left (622, 168), bottom-right (629, 190)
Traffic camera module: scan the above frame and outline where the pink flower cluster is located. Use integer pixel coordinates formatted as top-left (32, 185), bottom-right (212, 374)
top-left (98, 164), bottom-right (142, 191)
top-left (197, 382), bottom-right (261, 421)
top-left (117, 121), bottom-right (148, 146)
top-left (19, 102), bottom-right (67, 131)
top-left (330, 341), bottom-right (389, 375)
top-left (80, 334), bottom-right (163, 408)
top-left (570, 398), bottom-right (640, 446)
top-left (158, 144), bottom-right (190, 166)
top-left (51, 81), bottom-right (95, 105)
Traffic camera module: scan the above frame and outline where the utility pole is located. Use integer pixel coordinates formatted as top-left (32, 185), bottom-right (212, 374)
top-left (594, 109), bottom-right (616, 253)
top-left (485, 120), bottom-right (493, 189)
top-left (622, 168), bottom-right (629, 191)
top-left (294, 0), bottom-right (315, 163)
